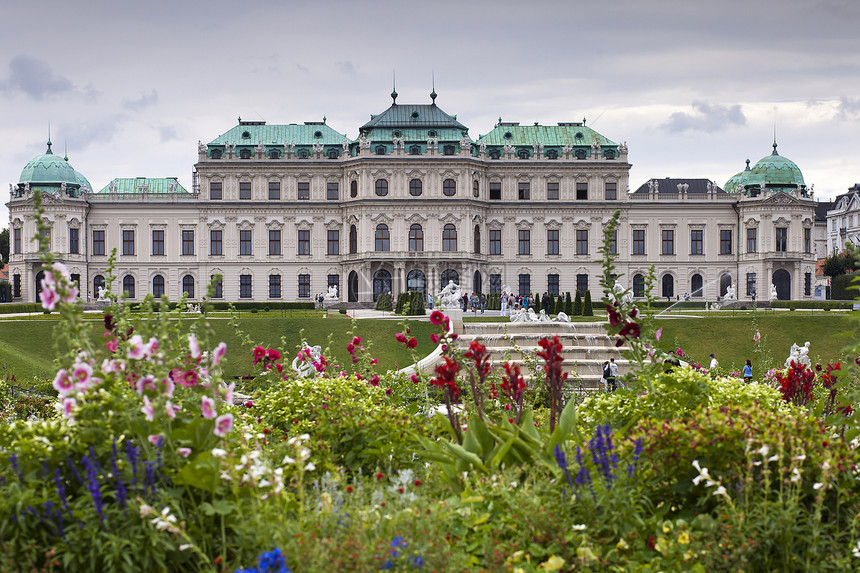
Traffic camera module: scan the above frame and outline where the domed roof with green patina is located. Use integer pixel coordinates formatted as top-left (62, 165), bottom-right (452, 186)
top-left (724, 159), bottom-right (752, 194)
top-left (74, 169), bottom-right (92, 193)
top-left (18, 141), bottom-right (79, 186)
top-left (746, 142), bottom-right (805, 189)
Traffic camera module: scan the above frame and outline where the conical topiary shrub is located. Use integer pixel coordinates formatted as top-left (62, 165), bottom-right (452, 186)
top-left (375, 291), bottom-right (392, 311)
top-left (565, 292), bottom-right (573, 315)
top-left (573, 290), bottom-right (582, 316)
top-left (408, 290), bottom-right (425, 315)
top-left (583, 290), bottom-right (594, 316)
top-left (534, 292), bottom-right (541, 312)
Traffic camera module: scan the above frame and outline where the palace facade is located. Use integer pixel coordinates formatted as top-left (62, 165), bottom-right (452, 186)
top-left (6, 91), bottom-right (819, 305)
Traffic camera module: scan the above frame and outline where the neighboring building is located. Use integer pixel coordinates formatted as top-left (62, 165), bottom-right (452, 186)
top-left (826, 183), bottom-right (860, 255)
top-left (6, 92), bottom-right (820, 304)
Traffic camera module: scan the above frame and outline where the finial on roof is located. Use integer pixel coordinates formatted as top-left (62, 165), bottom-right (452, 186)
top-left (745, 159), bottom-right (750, 169)
top-left (431, 71), bottom-right (437, 104)
top-left (582, 117), bottom-right (587, 125)
top-left (238, 116), bottom-right (242, 123)
top-left (64, 139), bottom-right (68, 161)
top-left (391, 70), bottom-right (398, 104)
top-left (498, 117), bottom-right (502, 126)
top-left (772, 140), bottom-right (778, 155)
top-left (46, 122), bottom-right (53, 154)
top-left (323, 116), bottom-right (326, 124)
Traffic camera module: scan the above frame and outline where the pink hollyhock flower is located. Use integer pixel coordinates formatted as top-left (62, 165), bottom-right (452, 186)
top-left (406, 337), bottom-right (417, 349)
top-left (411, 374), bottom-right (420, 384)
top-left (370, 358), bottom-right (378, 365)
top-left (179, 370), bottom-right (199, 388)
top-left (346, 342), bottom-right (355, 354)
top-left (352, 356), bottom-right (358, 364)
top-left (267, 348), bottom-right (280, 361)
top-left (40, 282), bottom-right (59, 311)
top-left (430, 310), bottom-right (445, 325)
top-left (165, 400), bottom-right (176, 419)
top-left (146, 337), bottom-right (159, 358)
top-left (370, 375), bottom-right (380, 387)
top-left (53, 369), bottom-right (74, 396)
top-left (253, 346), bottom-right (266, 365)
top-left (188, 334), bottom-right (201, 359)
top-left (141, 396), bottom-right (155, 421)
top-left (148, 435), bottom-right (163, 447)
top-left (244, 400), bottom-right (254, 408)
top-left (201, 396), bottom-right (217, 419)
top-left (162, 377), bottom-right (175, 396)
top-left (211, 342), bottom-right (227, 366)
top-left (105, 338), bottom-right (118, 353)
top-left (395, 332), bottom-right (407, 343)
top-left (753, 331), bottom-right (761, 343)
top-left (655, 328), bottom-right (663, 341)
top-left (213, 413), bottom-right (234, 437)
top-left (386, 388), bottom-right (393, 396)
top-left (63, 283), bottom-right (79, 304)
top-left (62, 397), bottom-right (76, 419)
top-left (178, 447), bottom-right (191, 458)
top-left (451, 333), bottom-right (458, 341)
top-left (135, 374), bottom-right (157, 394)
top-left (223, 382), bottom-right (235, 404)
top-left (127, 335), bottom-right (146, 360)
top-left (352, 336), bottom-right (362, 345)
top-left (430, 333), bottom-right (440, 344)
top-left (71, 361), bottom-right (93, 390)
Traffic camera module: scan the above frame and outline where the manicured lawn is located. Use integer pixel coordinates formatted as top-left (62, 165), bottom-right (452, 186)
top-left (0, 313), bottom-right (436, 382)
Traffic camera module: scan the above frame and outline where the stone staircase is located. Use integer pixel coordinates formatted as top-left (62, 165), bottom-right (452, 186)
top-left (456, 321), bottom-right (629, 390)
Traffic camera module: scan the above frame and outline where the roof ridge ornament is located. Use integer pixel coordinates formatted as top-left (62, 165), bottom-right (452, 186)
top-left (431, 71), bottom-right (437, 104)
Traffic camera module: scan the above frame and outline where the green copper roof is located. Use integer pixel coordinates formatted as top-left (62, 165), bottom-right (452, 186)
top-left (477, 123), bottom-right (615, 147)
top-left (723, 159), bottom-right (751, 193)
top-left (745, 143), bottom-right (805, 189)
top-left (19, 141), bottom-right (79, 186)
top-left (74, 170), bottom-right (93, 193)
top-left (208, 121), bottom-right (350, 147)
top-left (366, 127), bottom-right (468, 142)
top-left (96, 177), bottom-right (189, 194)
top-left (360, 103), bottom-right (468, 132)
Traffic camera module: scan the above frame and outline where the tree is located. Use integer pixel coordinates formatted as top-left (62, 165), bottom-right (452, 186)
top-left (0, 228), bottom-right (8, 264)
top-left (564, 292), bottom-right (572, 315)
top-left (573, 290), bottom-right (582, 315)
top-left (822, 250), bottom-right (853, 277)
top-left (583, 290), bottom-right (594, 316)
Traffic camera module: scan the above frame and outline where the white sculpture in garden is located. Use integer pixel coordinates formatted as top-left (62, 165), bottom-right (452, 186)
top-left (436, 280), bottom-right (462, 309)
top-left (324, 285), bottom-right (338, 300)
top-left (724, 284), bottom-right (736, 301)
top-left (97, 286), bottom-right (107, 302)
top-left (770, 283), bottom-right (778, 301)
top-left (785, 341), bottom-right (812, 369)
top-left (608, 280), bottom-right (633, 306)
top-left (292, 342), bottom-right (324, 378)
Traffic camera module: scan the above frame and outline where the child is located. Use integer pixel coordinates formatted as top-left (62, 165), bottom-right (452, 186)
top-left (743, 359), bottom-right (753, 383)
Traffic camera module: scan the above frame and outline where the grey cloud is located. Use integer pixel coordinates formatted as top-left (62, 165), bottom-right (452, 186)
top-left (663, 101), bottom-right (746, 133)
top-left (62, 116), bottom-right (123, 151)
top-left (159, 125), bottom-right (181, 142)
top-left (836, 97), bottom-right (860, 120)
top-left (123, 90), bottom-right (159, 111)
top-left (0, 56), bottom-right (74, 100)
top-left (295, 63), bottom-right (309, 72)
top-left (335, 61), bottom-right (357, 75)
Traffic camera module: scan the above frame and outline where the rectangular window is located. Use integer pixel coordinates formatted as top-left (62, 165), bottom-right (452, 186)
top-left (805, 272), bottom-right (812, 296)
top-left (518, 273), bottom-right (530, 297)
top-left (518, 229), bottom-right (530, 255)
top-left (489, 229), bottom-right (501, 255)
top-left (547, 182), bottom-right (559, 200)
top-left (268, 181), bottom-right (280, 200)
top-left (720, 229), bottom-right (732, 254)
top-left (576, 182), bottom-right (588, 200)
top-left (604, 181), bottom-right (617, 200)
top-left (576, 274), bottom-right (588, 295)
top-left (122, 230), bottom-right (135, 255)
top-left (547, 274), bottom-right (560, 296)
top-left (269, 274), bottom-right (281, 298)
top-left (41, 229), bottom-right (51, 251)
top-left (239, 274), bottom-right (252, 299)
top-left (239, 229), bottom-right (252, 256)
top-left (747, 228), bottom-right (757, 253)
top-left (239, 181), bottom-right (251, 200)
top-left (518, 182), bottom-right (530, 200)
top-left (327, 230), bottom-right (339, 255)
top-left (298, 182), bottom-right (310, 200)
top-left (327, 274), bottom-right (339, 293)
top-left (747, 272), bottom-right (757, 297)
top-left (209, 181), bottom-right (222, 200)
top-left (182, 230), bottom-right (194, 256)
top-left (576, 230), bottom-right (589, 255)
top-left (327, 182), bottom-right (339, 200)
top-left (210, 230), bottom-right (222, 256)
top-left (804, 228), bottom-right (811, 253)
top-left (13, 274), bottom-right (20, 298)
top-left (268, 230), bottom-right (281, 256)
top-left (776, 227), bottom-right (787, 252)
top-left (661, 229), bottom-right (674, 255)
top-left (69, 228), bottom-right (79, 254)
top-left (609, 230), bottom-right (617, 255)
top-left (632, 229), bottom-right (645, 255)
top-left (489, 182), bottom-right (501, 201)
top-left (152, 229), bottom-right (164, 256)
top-left (690, 229), bottom-right (703, 255)
top-left (70, 274), bottom-right (80, 288)
top-left (93, 230), bottom-right (105, 256)
top-left (489, 274), bottom-right (501, 294)
top-left (13, 228), bottom-right (21, 254)
top-left (211, 275), bottom-right (223, 298)
top-left (298, 229), bottom-right (310, 255)
top-left (298, 274), bottom-right (310, 298)
top-left (547, 229), bottom-right (559, 255)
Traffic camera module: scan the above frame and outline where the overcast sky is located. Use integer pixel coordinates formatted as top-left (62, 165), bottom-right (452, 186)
top-left (2, 0), bottom-right (859, 228)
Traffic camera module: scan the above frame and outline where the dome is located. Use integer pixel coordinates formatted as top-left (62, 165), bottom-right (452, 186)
top-left (74, 169), bottom-right (92, 194)
top-left (745, 142), bottom-right (805, 189)
top-left (724, 159), bottom-right (751, 193)
top-left (18, 141), bottom-right (79, 186)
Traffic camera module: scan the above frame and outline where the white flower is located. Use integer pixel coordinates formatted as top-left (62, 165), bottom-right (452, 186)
top-left (790, 468), bottom-right (801, 483)
top-left (852, 541), bottom-right (860, 558)
top-left (179, 544), bottom-right (192, 551)
top-left (305, 462), bottom-right (316, 472)
top-left (822, 461), bottom-right (831, 471)
top-left (282, 455), bottom-right (296, 465)
top-left (813, 482), bottom-right (825, 490)
top-left (211, 448), bottom-right (227, 458)
top-left (692, 460), bottom-right (712, 486)
top-left (756, 445), bottom-right (769, 457)
top-left (793, 454), bottom-right (807, 461)
top-left (572, 524), bottom-right (587, 531)
top-left (712, 486), bottom-right (728, 497)
top-left (766, 455), bottom-right (779, 463)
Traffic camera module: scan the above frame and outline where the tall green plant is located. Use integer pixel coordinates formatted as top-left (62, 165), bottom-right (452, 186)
top-left (583, 290), bottom-right (594, 316)
top-left (573, 291), bottom-right (582, 315)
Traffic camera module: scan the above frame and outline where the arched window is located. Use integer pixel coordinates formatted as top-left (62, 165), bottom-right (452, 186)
top-left (443, 145), bottom-right (455, 155)
top-left (298, 149), bottom-right (309, 159)
top-left (210, 149), bottom-right (222, 159)
top-left (409, 145), bottom-right (421, 155)
top-left (441, 269), bottom-right (459, 291)
top-left (442, 224), bottom-right (457, 252)
top-left (720, 274), bottom-right (732, 297)
top-left (327, 148), bottom-right (339, 159)
top-left (473, 180), bottom-right (479, 197)
top-left (604, 149), bottom-right (616, 159)
top-left (375, 179), bottom-right (388, 196)
top-left (547, 149), bottom-right (558, 160)
top-left (375, 224), bottom-right (390, 251)
top-left (182, 275), bottom-right (195, 298)
top-left (489, 149), bottom-right (501, 160)
top-left (94, 275), bottom-right (105, 297)
top-left (662, 275), bottom-right (674, 300)
top-left (575, 149), bottom-right (586, 160)
top-left (443, 179), bottom-right (456, 196)
top-left (349, 225), bottom-right (357, 254)
top-left (152, 275), bottom-right (165, 298)
top-left (409, 179), bottom-right (422, 196)
top-left (691, 274), bottom-right (703, 297)
top-left (409, 224), bottom-right (423, 251)
top-left (633, 274), bottom-right (645, 297)
top-left (239, 148), bottom-right (251, 159)
top-left (350, 180), bottom-right (358, 198)
top-left (269, 149), bottom-right (280, 159)
top-left (122, 275), bottom-right (136, 299)
top-left (473, 224), bottom-right (481, 254)
top-left (473, 270), bottom-right (482, 294)
top-left (518, 149), bottom-right (530, 159)
top-left (348, 271), bottom-right (358, 302)
top-left (375, 145), bottom-right (387, 155)
top-left (407, 270), bottom-right (426, 295)
top-left (373, 269), bottom-right (391, 302)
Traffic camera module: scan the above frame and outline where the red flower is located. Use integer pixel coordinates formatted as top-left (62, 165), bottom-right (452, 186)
top-left (431, 356), bottom-right (461, 399)
top-left (370, 375), bottom-right (380, 387)
top-left (346, 486), bottom-right (354, 493)
top-left (385, 388), bottom-right (393, 396)
top-left (429, 310), bottom-right (445, 325)
top-left (647, 536), bottom-right (656, 549)
top-left (376, 472), bottom-right (385, 481)
top-left (430, 333), bottom-right (440, 344)
top-left (413, 479), bottom-right (422, 487)
top-left (406, 337), bottom-right (418, 349)
top-left (395, 332), bottom-right (407, 343)
top-left (266, 348), bottom-right (281, 361)
top-left (352, 336), bottom-right (362, 345)
top-left (606, 304), bottom-right (623, 326)
top-left (252, 346), bottom-right (266, 365)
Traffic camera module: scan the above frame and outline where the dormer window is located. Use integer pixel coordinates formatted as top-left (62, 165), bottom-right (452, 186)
top-left (298, 149), bottom-right (309, 159)
top-left (504, 132), bottom-right (512, 139)
top-left (269, 149), bottom-right (280, 159)
top-left (393, 130), bottom-right (401, 137)
top-left (327, 148), bottom-right (338, 159)
top-left (242, 131), bottom-right (251, 139)
top-left (375, 145), bottom-right (386, 155)
top-left (604, 149), bottom-right (616, 159)
top-left (443, 145), bottom-right (455, 155)
top-left (518, 149), bottom-right (530, 160)
top-left (210, 149), bottom-right (222, 159)
top-left (314, 130), bottom-right (323, 138)
top-left (428, 130), bottom-right (437, 138)
top-left (575, 149), bottom-right (586, 160)
top-left (547, 149), bottom-right (558, 160)
top-left (239, 148), bottom-right (251, 159)
top-left (410, 145), bottom-right (421, 155)
top-left (411, 112), bottom-right (420, 119)
top-left (489, 149), bottom-right (501, 160)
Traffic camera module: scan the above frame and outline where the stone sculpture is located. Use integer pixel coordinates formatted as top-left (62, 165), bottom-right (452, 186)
top-left (785, 341), bottom-right (812, 369)
top-left (436, 280), bottom-right (462, 309)
top-left (724, 284), bottom-right (736, 301)
top-left (324, 285), bottom-right (338, 300)
top-left (292, 342), bottom-right (323, 378)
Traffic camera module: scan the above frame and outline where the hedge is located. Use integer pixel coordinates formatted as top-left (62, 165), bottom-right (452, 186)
top-left (770, 300), bottom-right (854, 310)
top-left (0, 302), bottom-right (45, 314)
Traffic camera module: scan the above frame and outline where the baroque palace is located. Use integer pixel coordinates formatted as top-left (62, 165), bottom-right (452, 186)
top-left (7, 90), bottom-right (819, 305)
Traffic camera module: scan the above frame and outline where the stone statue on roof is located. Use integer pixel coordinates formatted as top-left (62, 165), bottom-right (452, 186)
top-left (342, 138), bottom-right (349, 152)
top-left (427, 136), bottom-right (438, 149)
top-left (618, 141), bottom-right (628, 154)
top-left (460, 137), bottom-right (471, 152)
top-left (393, 135), bottom-right (404, 150)
top-left (479, 141), bottom-right (486, 154)
top-left (503, 142), bottom-right (514, 153)
top-left (359, 134), bottom-right (371, 150)
top-left (562, 143), bottom-right (573, 155)
top-left (198, 140), bottom-right (206, 153)
top-left (312, 143), bottom-right (324, 154)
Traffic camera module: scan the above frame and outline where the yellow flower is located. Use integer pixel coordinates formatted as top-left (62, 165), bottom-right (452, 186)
top-left (662, 520), bottom-right (673, 533)
top-left (678, 531), bottom-right (690, 545)
top-left (616, 538), bottom-right (629, 551)
top-left (540, 555), bottom-right (566, 571)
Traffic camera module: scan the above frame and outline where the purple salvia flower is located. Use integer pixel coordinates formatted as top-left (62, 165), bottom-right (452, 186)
top-left (55, 467), bottom-right (70, 514)
top-left (144, 461), bottom-right (157, 498)
top-left (553, 444), bottom-right (574, 488)
top-left (124, 441), bottom-right (139, 486)
top-left (82, 455), bottom-right (105, 523)
top-left (67, 457), bottom-right (84, 484)
top-left (10, 454), bottom-right (22, 484)
top-left (574, 445), bottom-right (592, 487)
top-left (628, 437), bottom-right (644, 478)
top-left (111, 439), bottom-right (127, 509)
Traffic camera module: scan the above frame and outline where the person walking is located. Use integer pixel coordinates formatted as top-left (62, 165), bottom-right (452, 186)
top-left (601, 360), bottom-right (610, 391)
top-left (709, 353), bottom-right (718, 370)
top-left (607, 357), bottom-right (619, 391)
top-left (743, 359), bottom-right (753, 383)
top-left (480, 293), bottom-right (486, 314)
top-left (500, 292), bottom-right (509, 316)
